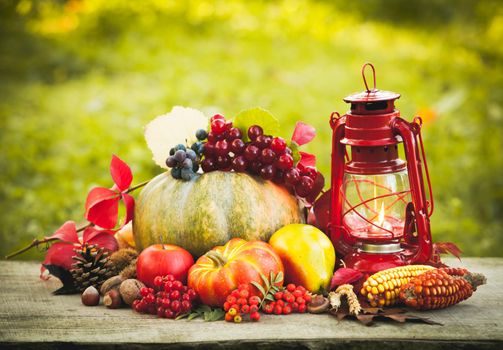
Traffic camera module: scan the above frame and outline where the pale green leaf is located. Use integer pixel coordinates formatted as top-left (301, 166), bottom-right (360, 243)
top-left (275, 271), bottom-right (284, 284)
top-left (233, 107), bottom-right (280, 142)
top-left (188, 313), bottom-right (201, 320)
top-left (251, 281), bottom-right (266, 297)
top-left (260, 272), bottom-right (270, 289)
top-left (289, 141), bottom-right (301, 165)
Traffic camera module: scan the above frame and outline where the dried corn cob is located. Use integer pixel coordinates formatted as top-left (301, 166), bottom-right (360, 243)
top-left (399, 267), bottom-right (486, 310)
top-left (360, 265), bottom-right (434, 307)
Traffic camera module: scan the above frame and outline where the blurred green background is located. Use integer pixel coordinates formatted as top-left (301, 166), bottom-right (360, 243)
top-left (1, 0), bottom-right (502, 259)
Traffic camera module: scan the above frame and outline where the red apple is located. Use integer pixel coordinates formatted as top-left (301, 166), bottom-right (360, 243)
top-left (136, 244), bottom-right (194, 287)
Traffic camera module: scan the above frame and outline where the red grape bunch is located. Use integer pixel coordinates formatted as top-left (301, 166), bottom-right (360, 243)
top-left (201, 114), bottom-right (320, 201)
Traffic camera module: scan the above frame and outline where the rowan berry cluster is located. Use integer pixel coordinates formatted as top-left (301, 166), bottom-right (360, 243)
top-left (263, 283), bottom-right (311, 315)
top-left (132, 275), bottom-right (197, 319)
top-left (223, 284), bottom-right (261, 323)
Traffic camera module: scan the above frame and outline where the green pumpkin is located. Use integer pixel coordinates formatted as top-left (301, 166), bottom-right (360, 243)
top-left (134, 171), bottom-right (305, 257)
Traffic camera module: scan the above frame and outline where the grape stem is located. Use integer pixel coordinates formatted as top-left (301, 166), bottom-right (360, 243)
top-left (4, 179), bottom-right (150, 259)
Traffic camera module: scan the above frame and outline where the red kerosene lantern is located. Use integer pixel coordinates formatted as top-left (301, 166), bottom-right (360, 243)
top-left (322, 63), bottom-right (434, 274)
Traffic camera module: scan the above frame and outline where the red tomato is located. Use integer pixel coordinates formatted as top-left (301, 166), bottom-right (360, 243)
top-left (188, 238), bottom-right (284, 307)
top-left (136, 244), bottom-right (194, 287)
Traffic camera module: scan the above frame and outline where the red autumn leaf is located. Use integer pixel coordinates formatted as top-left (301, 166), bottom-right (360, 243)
top-left (298, 151), bottom-right (316, 168)
top-left (41, 221), bottom-right (80, 278)
top-left (121, 193), bottom-right (135, 226)
top-left (110, 154), bottom-right (133, 192)
top-left (433, 242), bottom-right (462, 260)
top-left (46, 220), bottom-right (79, 243)
top-left (41, 242), bottom-right (78, 278)
top-left (330, 268), bottom-right (364, 290)
top-left (291, 122), bottom-right (316, 146)
top-left (86, 197), bottom-right (119, 229)
top-left (85, 187), bottom-right (119, 212)
top-left (83, 227), bottom-right (118, 251)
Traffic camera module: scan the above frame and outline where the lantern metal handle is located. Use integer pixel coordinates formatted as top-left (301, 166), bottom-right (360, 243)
top-left (413, 116), bottom-right (435, 217)
top-left (362, 63), bottom-right (377, 92)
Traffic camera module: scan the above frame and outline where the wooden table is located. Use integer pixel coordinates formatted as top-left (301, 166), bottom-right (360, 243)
top-left (1, 258), bottom-right (502, 349)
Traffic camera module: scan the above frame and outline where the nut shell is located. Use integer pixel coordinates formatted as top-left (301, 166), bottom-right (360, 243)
top-left (100, 275), bottom-right (125, 296)
top-left (103, 289), bottom-right (123, 309)
top-left (82, 286), bottom-right (100, 306)
top-left (119, 279), bottom-right (145, 306)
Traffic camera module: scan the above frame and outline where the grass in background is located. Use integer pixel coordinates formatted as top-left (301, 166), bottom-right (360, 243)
top-left (1, 0), bottom-right (502, 259)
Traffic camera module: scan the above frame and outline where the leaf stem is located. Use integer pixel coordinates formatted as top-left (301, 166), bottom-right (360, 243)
top-left (5, 222), bottom-right (92, 259)
top-left (125, 180), bottom-right (150, 193)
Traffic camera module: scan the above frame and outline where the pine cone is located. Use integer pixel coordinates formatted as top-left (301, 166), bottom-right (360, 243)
top-left (70, 243), bottom-right (114, 292)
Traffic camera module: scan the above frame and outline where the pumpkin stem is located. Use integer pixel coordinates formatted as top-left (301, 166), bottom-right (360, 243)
top-left (205, 250), bottom-right (228, 267)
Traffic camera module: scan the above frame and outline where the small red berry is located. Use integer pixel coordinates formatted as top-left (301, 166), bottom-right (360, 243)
top-left (172, 280), bottom-right (183, 291)
top-left (276, 300), bottom-right (285, 307)
top-left (231, 303), bottom-right (240, 312)
top-left (153, 276), bottom-right (163, 287)
top-left (170, 290), bottom-right (180, 300)
top-left (292, 302), bottom-right (299, 311)
top-left (226, 295), bottom-right (237, 304)
top-left (145, 294), bottom-right (155, 304)
top-left (274, 292), bottom-right (283, 300)
top-left (248, 296), bottom-right (261, 306)
top-left (239, 289), bottom-right (250, 299)
top-left (163, 281), bottom-right (173, 292)
top-left (293, 290), bottom-right (303, 298)
top-left (250, 305), bottom-right (259, 313)
top-left (140, 287), bottom-right (150, 297)
top-left (303, 294), bottom-right (312, 303)
top-left (181, 300), bottom-right (191, 312)
top-left (170, 300), bottom-right (181, 312)
top-left (182, 293), bottom-right (190, 301)
top-left (165, 309), bottom-right (175, 319)
top-left (296, 297), bottom-right (306, 304)
top-left (225, 313), bottom-right (234, 322)
top-left (237, 298), bottom-right (248, 306)
top-left (287, 284), bottom-right (296, 292)
top-left (264, 304), bottom-right (274, 314)
top-left (250, 311), bottom-right (261, 322)
top-left (224, 301), bottom-right (231, 311)
top-left (231, 290), bottom-right (240, 298)
top-left (241, 305), bottom-right (250, 314)
top-left (298, 304), bottom-right (307, 313)
top-left (296, 286), bottom-right (307, 294)
top-left (274, 305), bottom-right (283, 315)
top-left (283, 305), bottom-right (292, 315)
top-left (157, 306), bottom-right (165, 317)
top-left (285, 294), bottom-right (295, 304)
top-left (162, 298), bottom-right (171, 308)
top-left (165, 275), bottom-right (175, 282)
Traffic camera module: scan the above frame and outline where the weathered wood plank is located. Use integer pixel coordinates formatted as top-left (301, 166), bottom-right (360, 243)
top-left (0, 258), bottom-right (502, 349)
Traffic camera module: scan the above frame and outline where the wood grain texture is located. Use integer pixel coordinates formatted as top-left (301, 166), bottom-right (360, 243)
top-left (0, 258), bottom-right (502, 349)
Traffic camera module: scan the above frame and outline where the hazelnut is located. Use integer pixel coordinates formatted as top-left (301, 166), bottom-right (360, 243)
top-left (119, 279), bottom-right (145, 306)
top-left (103, 289), bottom-right (123, 309)
top-left (81, 286), bottom-right (100, 306)
top-left (100, 275), bottom-right (125, 296)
